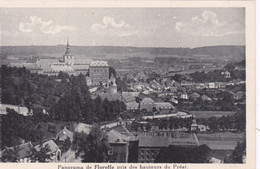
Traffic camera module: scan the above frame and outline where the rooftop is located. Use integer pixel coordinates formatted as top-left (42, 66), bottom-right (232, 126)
top-left (138, 136), bottom-right (169, 147)
top-left (141, 98), bottom-right (155, 104)
top-left (35, 140), bottom-right (59, 153)
top-left (98, 93), bottom-right (123, 102)
top-left (169, 133), bottom-right (199, 146)
top-left (122, 92), bottom-right (135, 103)
top-left (56, 127), bottom-right (74, 141)
top-left (126, 101), bottom-right (139, 108)
top-left (107, 129), bottom-right (129, 144)
top-left (74, 58), bottom-right (93, 65)
top-left (90, 60), bottom-right (108, 67)
top-left (3, 142), bottom-right (33, 160)
top-left (155, 102), bottom-right (174, 107)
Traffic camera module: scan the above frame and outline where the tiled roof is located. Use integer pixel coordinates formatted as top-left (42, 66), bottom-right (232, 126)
top-left (122, 92), bottom-right (135, 103)
top-left (98, 93), bottom-right (123, 102)
top-left (90, 60), bottom-right (108, 67)
top-left (3, 142), bottom-right (33, 160)
top-left (113, 126), bottom-right (137, 141)
top-left (56, 127), bottom-right (74, 141)
top-left (35, 140), bottom-right (59, 154)
top-left (138, 136), bottom-right (169, 147)
top-left (50, 64), bottom-right (74, 72)
top-left (36, 58), bottom-right (60, 64)
top-left (155, 102), bottom-right (174, 108)
top-left (74, 58), bottom-right (93, 65)
top-left (107, 130), bottom-right (129, 144)
top-left (201, 94), bottom-right (211, 100)
top-left (126, 101), bottom-right (139, 108)
top-left (141, 98), bottom-right (155, 104)
top-left (190, 92), bottom-right (200, 97)
top-left (169, 133), bottom-right (199, 146)
top-left (72, 64), bottom-right (89, 70)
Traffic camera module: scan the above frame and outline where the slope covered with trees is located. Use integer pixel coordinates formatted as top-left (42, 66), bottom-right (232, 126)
top-left (1, 66), bottom-right (126, 123)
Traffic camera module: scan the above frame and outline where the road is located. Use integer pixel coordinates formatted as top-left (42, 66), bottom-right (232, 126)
top-left (60, 148), bottom-right (81, 163)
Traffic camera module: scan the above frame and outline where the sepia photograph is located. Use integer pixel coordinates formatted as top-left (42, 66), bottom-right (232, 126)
top-left (0, 5), bottom-right (253, 166)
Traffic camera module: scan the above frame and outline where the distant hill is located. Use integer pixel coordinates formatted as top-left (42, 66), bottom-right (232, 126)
top-left (0, 45), bottom-right (245, 60)
top-left (190, 46), bottom-right (245, 57)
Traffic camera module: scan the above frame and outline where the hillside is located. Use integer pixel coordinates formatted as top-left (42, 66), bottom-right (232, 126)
top-left (0, 45), bottom-right (245, 60)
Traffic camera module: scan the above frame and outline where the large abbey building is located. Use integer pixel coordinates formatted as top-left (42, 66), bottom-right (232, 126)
top-left (35, 39), bottom-right (92, 76)
top-left (9, 39), bottom-right (110, 86)
top-left (60, 39), bottom-right (75, 66)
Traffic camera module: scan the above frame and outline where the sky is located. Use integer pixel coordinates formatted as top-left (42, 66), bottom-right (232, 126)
top-left (0, 8), bottom-right (245, 48)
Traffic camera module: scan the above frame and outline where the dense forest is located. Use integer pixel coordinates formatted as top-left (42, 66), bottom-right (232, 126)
top-left (1, 65), bottom-right (126, 123)
top-left (1, 66), bottom-right (127, 148)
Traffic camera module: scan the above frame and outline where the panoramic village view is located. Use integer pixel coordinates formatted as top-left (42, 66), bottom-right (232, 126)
top-left (0, 8), bottom-right (246, 163)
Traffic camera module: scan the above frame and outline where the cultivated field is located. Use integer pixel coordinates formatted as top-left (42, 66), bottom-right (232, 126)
top-left (190, 111), bottom-right (237, 119)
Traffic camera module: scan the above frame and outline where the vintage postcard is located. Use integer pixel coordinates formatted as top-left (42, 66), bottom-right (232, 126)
top-left (0, 1), bottom-right (256, 169)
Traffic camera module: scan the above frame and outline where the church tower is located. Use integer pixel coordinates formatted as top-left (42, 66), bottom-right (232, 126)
top-left (63, 38), bottom-right (75, 66)
top-left (109, 73), bottom-right (117, 94)
top-left (105, 73), bottom-right (118, 94)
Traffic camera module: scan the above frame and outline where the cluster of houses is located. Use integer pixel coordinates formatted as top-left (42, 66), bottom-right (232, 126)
top-left (87, 68), bottom-right (245, 114)
top-left (2, 137), bottom-right (62, 163)
top-left (0, 121), bottom-right (200, 163)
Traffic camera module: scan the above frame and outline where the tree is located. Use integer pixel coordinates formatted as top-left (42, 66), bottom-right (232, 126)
top-left (109, 67), bottom-right (116, 78)
top-left (58, 71), bottom-right (69, 82)
top-left (145, 123), bottom-right (152, 131)
top-left (55, 137), bottom-right (72, 153)
top-left (225, 140), bottom-right (246, 163)
top-left (1, 108), bottom-right (43, 148)
top-left (1, 146), bottom-right (22, 162)
top-left (131, 122), bottom-right (139, 131)
top-left (208, 117), bottom-right (218, 132)
top-left (72, 125), bottom-right (109, 162)
top-left (31, 145), bottom-right (52, 162)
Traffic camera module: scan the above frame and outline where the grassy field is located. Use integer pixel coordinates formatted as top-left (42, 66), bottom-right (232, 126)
top-left (197, 132), bottom-right (245, 150)
top-left (190, 111), bottom-right (237, 119)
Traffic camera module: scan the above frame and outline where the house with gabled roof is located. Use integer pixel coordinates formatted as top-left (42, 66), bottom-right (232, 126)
top-left (201, 94), bottom-right (212, 101)
top-left (126, 101), bottom-right (139, 110)
top-left (189, 92), bottom-right (200, 101)
top-left (140, 98), bottom-right (155, 112)
top-left (2, 142), bottom-right (34, 163)
top-left (106, 129), bottom-right (138, 163)
top-left (34, 140), bottom-right (61, 162)
top-left (56, 127), bottom-right (74, 142)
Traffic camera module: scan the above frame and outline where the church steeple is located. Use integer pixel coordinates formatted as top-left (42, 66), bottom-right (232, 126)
top-left (62, 37), bottom-right (74, 66)
top-left (65, 37), bottom-right (71, 55)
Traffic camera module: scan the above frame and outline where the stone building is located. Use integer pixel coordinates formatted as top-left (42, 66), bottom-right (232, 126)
top-left (138, 136), bottom-right (169, 163)
top-left (89, 60), bottom-right (109, 85)
top-left (140, 98), bottom-right (155, 112)
top-left (107, 129), bottom-right (138, 163)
